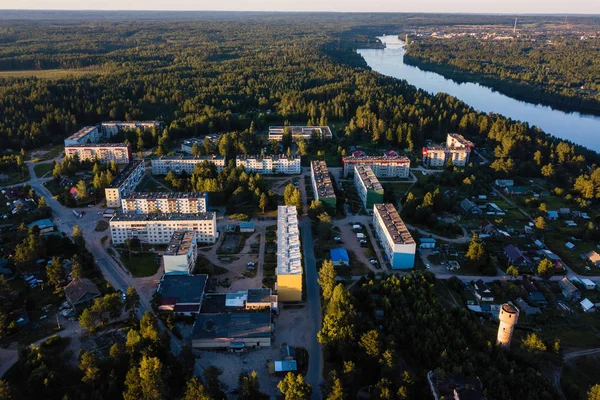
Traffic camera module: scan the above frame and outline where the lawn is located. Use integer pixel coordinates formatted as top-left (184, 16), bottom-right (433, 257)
top-left (561, 355), bottom-right (600, 400)
top-left (136, 176), bottom-right (170, 192)
top-left (194, 255), bottom-right (228, 275)
top-left (34, 163), bottom-right (54, 178)
top-left (30, 144), bottom-right (64, 162)
top-left (0, 68), bottom-right (103, 79)
top-left (119, 252), bottom-right (160, 277)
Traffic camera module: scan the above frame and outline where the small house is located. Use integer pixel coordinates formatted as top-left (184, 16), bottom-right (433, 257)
top-left (505, 186), bottom-right (529, 195)
top-left (27, 219), bottom-right (55, 234)
top-left (460, 198), bottom-right (482, 215)
top-left (494, 179), bottom-right (514, 187)
top-left (584, 251), bottom-right (600, 267)
top-left (472, 279), bottom-right (494, 302)
top-left (559, 277), bottom-right (581, 302)
top-left (580, 278), bottom-right (596, 290)
top-left (547, 210), bottom-right (559, 221)
top-left (504, 244), bottom-right (532, 269)
top-left (419, 238), bottom-right (436, 249)
top-left (269, 360), bottom-right (297, 376)
top-left (64, 278), bottom-right (101, 311)
top-left (580, 298), bottom-right (595, 313)
top-left (480, 221), bottom-right (495, 235)
top-left (330, 248), bottom-right (350, 267)
top-left (559, 208), bottom-right (571, 216)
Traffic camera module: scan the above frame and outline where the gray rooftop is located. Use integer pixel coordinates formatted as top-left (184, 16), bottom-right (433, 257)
top-left (107, 160), bottom-right (144, 188)
top-left (111, 212), bottom-right (215, 222)
top-left (153, 155), bottom-right (224, 161)
top-left (158, 274), bottom-right (208, 304)
top-left (123, 192), bottom-right (207, 200)
top-left (355, 165), bottom-right (383, 191)
top-left (374, 204), bottom-right (415, 245)
top-left (236, 154), bottom-right (300, 161)
top-left (311, 160), bottom-right (336, 199)
top-left (65, 143), bottom-right (130, 148)
top-left (247, 288), bottom-right (274, 303)
top-left (192, 312), bottom-right (271, 340)
top-left (164, 231), bottom-right (196, 256)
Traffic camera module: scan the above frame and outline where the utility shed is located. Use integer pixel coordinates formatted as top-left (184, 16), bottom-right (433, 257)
top-left (330, 248), bottom-right (350, 267)
top-left (580, 298), bottom-right (595, 313)
top-left (580, 278), bottom-right (596, 290)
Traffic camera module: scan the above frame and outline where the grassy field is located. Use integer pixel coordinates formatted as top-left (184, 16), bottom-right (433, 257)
top-left (0, 68), bottom-right (102, 79)
top-left (119, 252), bottom-right (160, 277)
top-left (33, 163), bottom-right (54, 178)
top-left (562, 355), bottom-right (600, 400)
top-left (194, 255), bottom-right (228, 275)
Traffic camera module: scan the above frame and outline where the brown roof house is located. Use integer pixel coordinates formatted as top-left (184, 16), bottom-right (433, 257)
top-left (64, 278), bottom-right (101, 310)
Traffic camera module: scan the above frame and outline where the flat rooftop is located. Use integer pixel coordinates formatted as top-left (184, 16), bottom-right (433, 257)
top-left (107, 160), bottom-right (144, 188)
top-left (102, 121), bottom-right (162, 126)
top-left (247, 288), bottom-right (274, 303)
top-left (158, 274), bottom-right (207, 304)
top-left (182, 134), bottom-right (221, 145)
top-left (344, 150), bottom-right (410, 162)
top-left (374, 203), bottom-right (415, 245)
top-left (152, 155), bottom-right (225, 161)
top-left (111, 211), bottom-right (215, 222)
top-left (200, 293), bottom-right (245, 313)
top-left (423, 146), bottom-right (469, 151)
top-left (355, 165), bottom-right (383, 191)
top-left (236, 154), bottom-right (300, 161)
top-left (269, 126), bottom-right (332, 137)
top-left (191, 312), bottom-right (271, 340)
top-left (277, 206), bottom-right (302, 276)
top-left (65, 143), bottom-right (130, 148)
top-left (164, 230), bottom-right (196, 256)
top-left (448, 133), bottom-right (474, 148)
top-left (311, 160), bottom-right (336, 199)
top-left (123, 191), bottom-right (207, 200)
top-left (65, 126), bottom-right (97, 141)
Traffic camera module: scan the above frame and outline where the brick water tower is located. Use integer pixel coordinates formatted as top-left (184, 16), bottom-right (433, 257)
top-left (497, 303), bottom-right (519, 349)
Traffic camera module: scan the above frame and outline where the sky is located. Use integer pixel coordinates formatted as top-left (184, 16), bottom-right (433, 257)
top-left (3, 0), bottom-right (600, 14)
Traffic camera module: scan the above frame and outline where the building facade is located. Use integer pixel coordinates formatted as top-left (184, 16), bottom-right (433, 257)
top-left (122, 192), bottom-right (208, 214)
top-left (109, 212), bottom-right (217, 245)
top-left (151, 155), bottom-right (226, 175)
top-left (163, 231), bottom-right (198, 275)
top-left (422, 133), bottom-right (474, 168)
top-left (373, 204), bottom-right (416, 269)
top-left (342, 150), bottom-right (411, 178)
top-left (236, 154), bottom-right (301, 174)
top-left (353, 166), bottom-right (384, 210)
top-left (65, 143), bottom-right (133, 164)
top-left (268, 126), bottom-right (332, 141)
top-left (276, 206), bottom-right (303, 302)
top-left (64, 121), bottom-right (162, 146)
top-left (105, 160), bottom-right (146, 208)
top-left (310, 160), bottom-right (336, 212)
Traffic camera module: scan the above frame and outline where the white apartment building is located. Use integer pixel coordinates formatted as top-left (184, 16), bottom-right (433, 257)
top-left (310, 160), bottom-right (336, 207)
top-left (151, 155), bottom-right (226, 175)
top-left (236, 154), bottom-right (301, 174)
top-left (64, 121), bottom-right (162, 146)
top-left (373, 204), bottom-right (416, 270)
top-left (109, 212), bottom-right (217, 245)
top-left (276, 206), bottom-right (303, 302)
top-left (181, 135), bottom-right (221, 153)
top-left (446, 133), bottom-right (474, 149)
top-left (65, 143), bottom-right (132, 164)
top-left (105, 161), bottom-right (146, 208)
top-left (342, 150), bottom-right (411, 177)
top-left (422, 133), bottom-right (474, 168)
top-left (122, 192), bottom-right (208, 214)
top-left (268, 126), bottom-right (332, 141)
top-left (163, 230), bottom-right (198, 275)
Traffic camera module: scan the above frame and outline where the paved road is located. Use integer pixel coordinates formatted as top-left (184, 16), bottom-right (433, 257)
top-left (301, 217), bottom-right (323, 399)
top-left (564, 347), bottom-right (600, 361)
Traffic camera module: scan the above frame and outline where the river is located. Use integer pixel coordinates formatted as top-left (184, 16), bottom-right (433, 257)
top-left (357, 35), bottom-right (600, 153)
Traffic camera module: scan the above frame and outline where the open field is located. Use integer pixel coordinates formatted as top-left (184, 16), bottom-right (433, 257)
top-left (0, 68), bottom-right (103, 79)
top-left (119, 251), bottom-right (160, 277)
top-left (34, 163), bottom-right (54, 178)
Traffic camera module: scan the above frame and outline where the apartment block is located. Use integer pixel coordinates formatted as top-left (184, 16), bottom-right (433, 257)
top-left (354, 166), bottom-right (384, 210)
top-left (109, 212), bottom-right (217, 245)
top-left (276, 206), bottom-right (302, 302)
top-left (268, 126), bottom-right (332, 141)
top-left (181, 135), bottom-right (221, 153)
top-left (64, 121), bottom-right (162, 146)
top-left (65, 143), bottom-right (133, 164)
top-left (373, 204), bottom-right (416, 269)
top-left (446, 133), bottom-right (475, 149)
top-left (236, 154), bottom-right (301, 174)
top-left (422, 133), bottom-right (474, 168)
top-left (310, 160), bottom-right (336, 212)
top-left (163, 230), bottom-right (198, 275)
top-left (151, 155), bottom-right (226, 175)
top-left (122, 192), bottom-right (208, 214)
top-left (104, 161), bottom-right (146, 208)
top-left (342, 150), bottom-right (411, 178)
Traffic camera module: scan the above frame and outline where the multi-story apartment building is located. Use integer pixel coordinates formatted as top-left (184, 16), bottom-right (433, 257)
top-left (354, 166), bottom-right (384, 211)
top-left (109, 212), bottom-right (217, 245)
top-left (422, 133), bottom-right (474, 168)
top-left (276, 206), bottom-right (303, 302)
top-left (64, 121), bottom-right (162, 146)
top-left (268, 126), bottom-right (332, 141)
top-left (65, 143), bottom-right (133, 164)
top-left (236, 154), bottom-right (301, 175)
top-left (105, 161), bottom-right (146, 208)
top-left (342, 150), bottom-right (411, 178)
top-left (163, 230), bottom-right (198, 275)
top-left (181, 135), bottom-right (221, 153)
top-left (373, 204), bottom-right (416, 270)
top-left (151, 155), bottom-right (226, 175)
top-left (122, 192), bottom-right (208, 214)
top-left (310, 160), bottom-right (336, 212)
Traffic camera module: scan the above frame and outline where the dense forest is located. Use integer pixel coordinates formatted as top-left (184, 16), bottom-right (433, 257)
top-left (404, 36), bottom-right (600, 115)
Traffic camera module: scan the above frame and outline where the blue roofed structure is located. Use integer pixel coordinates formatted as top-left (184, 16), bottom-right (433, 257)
top-left (330, 248), bottom-right (349, 267)
top-left (27, 219), bottom-right (55, 234)
top-left (420, 238), bottom-right (436, 249)
top-left (239, 222), bottom-right (255, 233)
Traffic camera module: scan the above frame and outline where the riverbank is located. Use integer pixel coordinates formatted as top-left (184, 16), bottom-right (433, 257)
top-left (403, 54), bottom-right (600, 117)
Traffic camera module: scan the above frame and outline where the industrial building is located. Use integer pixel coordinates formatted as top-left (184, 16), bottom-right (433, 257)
top-left (65, 143), bottom-right (133, 164)
top-left (353, 165), bottom-right (384, 210)
top-left (151, 155), bottom-right (226, 175)
top-left (104, 160), bottom-right (146, 208)
top-left (158, 274), bottom-right (208, 315)
top-left (180, 135), bottom-right (221, 153)
top-left (268, 125), bottom-right (332, 141)
top-left (422, 133), bottom-right (475, 168)
top-left (276, 206), bottom-right (303, 302)
top-left (310, 160), bottom-right (336, 212)
top-left (235, 154), bottom-right (301, 174)
top-left (163, 231), bottom-right (198, 275)
top-left (64, 121), bottom-right (162, 146)
top-left (342, 150), bottom-right (411, 178)
top-left (109, 212), bottom-right (217, 245)
top-left (122, 192), bottom-right (208, 214)
top-left (191, 312), bottom-right (272, 350)
top-left (373, 204), bottom-right (416, 269)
